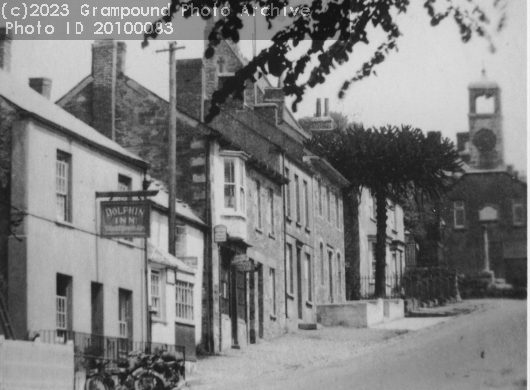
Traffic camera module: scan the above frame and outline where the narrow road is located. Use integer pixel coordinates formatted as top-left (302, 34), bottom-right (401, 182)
top-left (210, 300), bottom-right (527, 390)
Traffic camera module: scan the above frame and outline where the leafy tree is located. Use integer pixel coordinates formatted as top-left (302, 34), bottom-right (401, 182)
top-left (144, 0), bottom-right (504, 122)
top-left (307, 125), bottom-right (462, 298)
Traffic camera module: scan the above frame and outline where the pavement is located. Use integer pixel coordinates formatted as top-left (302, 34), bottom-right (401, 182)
top-left (186, 300), bottom-right (486, 389)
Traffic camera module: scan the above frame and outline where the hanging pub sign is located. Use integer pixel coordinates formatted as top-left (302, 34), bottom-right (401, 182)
top-left (232, 254), bottom-right (255, 272)
top-left (101, 200), bottom-right (151, 238)
top-left (213, 225), bottom-right (227, 243)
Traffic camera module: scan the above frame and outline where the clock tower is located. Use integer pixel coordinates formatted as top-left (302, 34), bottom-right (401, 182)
top-left (468, 70), bottom-right (503, 169)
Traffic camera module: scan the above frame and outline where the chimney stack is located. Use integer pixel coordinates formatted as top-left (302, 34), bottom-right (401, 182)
top-left (29, 78), bottom-right (52, 99)
top-left (117, 41), bottom-right (126, 74)
top-left (324, 98), bottom-right (329, 116)
top-left (91, 40), bottom-right (127, 140)
top-left (0, 27), bottom-right (12, 72)
top-left (316, 98), bottom-right (321, 117)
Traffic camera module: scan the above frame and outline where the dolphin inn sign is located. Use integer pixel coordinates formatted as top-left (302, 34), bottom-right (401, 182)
top-left (100, 200), bottom-right (151, 237)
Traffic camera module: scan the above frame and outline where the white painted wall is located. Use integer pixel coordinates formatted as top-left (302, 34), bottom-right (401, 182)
top-left (11, 118), bottom-right (148, 341)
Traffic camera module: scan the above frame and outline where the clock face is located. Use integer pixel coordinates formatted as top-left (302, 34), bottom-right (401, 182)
top-left (473, 128), bottom-right (497, 152)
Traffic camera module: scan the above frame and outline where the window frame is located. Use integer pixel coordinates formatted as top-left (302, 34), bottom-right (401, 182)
top-left (295, 174), bottom-right (301, 223)
top-left (268, 188), bottom-right (275, 236)
top-left (285, 168), bottom-right (291, 218)
top-left (305, 252), bottom-right (312, 302)
top-left (269, 267), bottom-right (276, 316)
top-left (175, 225), bottom-right (187, 257)
top-left (176, 280), bottom-right (194, 322)
top-left (256, 180), bottom-right (262, 230)
top-left (118, 174), bottom-right (132, 192)
top-left (150, 269), bottom-right (162, 319)
top-left (513, 199), bottom-right (525, 226)
top-left (222, 154), bottom-right (247, 215)
top-left (286, 243), bottom-right (294, 295)
top-left (303, 180), bottom-right (310, 227)
top-left (318, 180), bottom-right (322, 216)
top-left (56, 151), bottom-right (72, 222)
top-left (453, 200), bottom-right (466, 228)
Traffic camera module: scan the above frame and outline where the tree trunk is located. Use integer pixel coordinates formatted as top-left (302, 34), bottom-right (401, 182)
top-left (374, 191), bottom-right (388, 298)
top-left (343, 188), bottom-right (360, 300)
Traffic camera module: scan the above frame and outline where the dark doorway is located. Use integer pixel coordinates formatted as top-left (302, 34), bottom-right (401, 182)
top-left (91, 282), bottom-right (104, 336)
top-left (249, 261), bottom-right (256, 344)
top-left (328, 251), bottom-right (334, 303)
top-left (257, 265), bottom-right (264, 338)
top-left (296, 246), bottom-right (303, 320)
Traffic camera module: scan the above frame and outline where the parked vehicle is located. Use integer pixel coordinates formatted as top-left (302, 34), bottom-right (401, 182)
top-left (134, 349), bottom-right (186, 390)
top-left (85, 358), bottom-right (115, 390)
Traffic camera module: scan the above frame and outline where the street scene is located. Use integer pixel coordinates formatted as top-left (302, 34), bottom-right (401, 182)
top-left (0, 0), bottom-right (527, 389)
top-left (188, 300), bottom-right (527, 390)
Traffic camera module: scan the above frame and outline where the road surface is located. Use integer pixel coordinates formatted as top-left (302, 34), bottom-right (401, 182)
top-left (206, 300), bottom-right (527, 390)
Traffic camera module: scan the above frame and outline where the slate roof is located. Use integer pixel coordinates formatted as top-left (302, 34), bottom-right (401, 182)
top-left (0, 70), bottom-right (147, 169)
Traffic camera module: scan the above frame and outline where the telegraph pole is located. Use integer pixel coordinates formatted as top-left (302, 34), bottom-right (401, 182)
top-left (157, 42), bottom-right (185, 255)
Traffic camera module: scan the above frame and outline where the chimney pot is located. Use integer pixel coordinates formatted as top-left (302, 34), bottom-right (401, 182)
top-left (324, 98), bottom-right (329, 116)
top-left (117, 41), bottom-right (126, 74)
top-left (29, 78), bottom-right (52, 99)
top-left (0, 27), bottom-right (12, 72)
top-left (316, 98), bottom-right (321, 117)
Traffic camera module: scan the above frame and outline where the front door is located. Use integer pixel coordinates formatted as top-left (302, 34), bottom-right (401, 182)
top-left (296, 246), bottom-right (303, 319)
top-left (328, 251), bottom-right (334, 303)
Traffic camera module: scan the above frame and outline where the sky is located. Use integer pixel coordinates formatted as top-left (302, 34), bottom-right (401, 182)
top-left (7, 0), bottom-right (528, 173)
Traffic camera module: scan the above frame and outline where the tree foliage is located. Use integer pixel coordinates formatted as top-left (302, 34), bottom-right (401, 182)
top-left (306, 125), bottom-right (462, 297)
top-left (143, 0), bottom-right (505, 122)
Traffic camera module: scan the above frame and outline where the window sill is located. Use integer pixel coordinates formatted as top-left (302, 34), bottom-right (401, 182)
top-left (513, 223), bottom-right (526, 228)
top-left (152, 317), bottom-right (167, 325)
top-left (286, 216), bottom-right (293, 223)
top-left (305, 300), bottom-right (314, 308)
top-left (175, 318), bottom-right (195, 327)
top-left (295, 222), bottom-right (302, 228)
top-left (453, 227), bottom-right (467, 231)
top-left (55, 219), bottom-right (74, 229)
top-left (220, 213), bottom-right (247, 221)
top-left (268, 233), bottom-right (276, 240)
top-left (270, 314), bottom-right (277, 321)
top-left (117, 238), bottom-right (137, 248)
top-left (304, 227), bottom-right (311, 234)
top-left (255, 227), bottom-right (263, 234)
top-left (286, 292), bottom-right (295, 300)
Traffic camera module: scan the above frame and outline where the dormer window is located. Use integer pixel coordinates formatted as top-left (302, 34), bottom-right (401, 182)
top-left (221, 151), bottom-right (248, 215)
top-left (217, 57), bottom-right (226, 74)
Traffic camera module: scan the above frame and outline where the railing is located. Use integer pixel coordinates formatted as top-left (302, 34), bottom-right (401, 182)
top-left (359, 275), bottom-right (405, 300)
top-left (38, 330), bottom-right (185, 371)
top-left (359, 272), bottom-right (458, 302)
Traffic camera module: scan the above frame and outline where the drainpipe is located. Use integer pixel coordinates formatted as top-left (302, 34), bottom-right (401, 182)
top-left (281, 151), bottom-right (288, 322)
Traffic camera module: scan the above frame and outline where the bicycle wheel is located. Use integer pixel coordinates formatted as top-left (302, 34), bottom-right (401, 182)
top-left (85, 377), bottom-right (109, 390)
top-left (134, 373), bottom-right (164, 390)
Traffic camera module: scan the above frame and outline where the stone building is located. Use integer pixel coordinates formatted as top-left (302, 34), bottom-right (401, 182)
top-left (301, 103), bottom-right (407, 300)
top-left (0, 68), bottom-right (150, 346)
top-left (442, 73), bottom-right (527, 287)
top-left (56, 36), bottom-right (348, 353)
top-left (0, 34), bottom-right (205, 374)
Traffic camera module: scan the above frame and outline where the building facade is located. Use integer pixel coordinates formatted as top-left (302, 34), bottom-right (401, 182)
top-left (443, 73), bottom-right (527, 287)
top-left (57, 37), bottom-right (348, 353)
top-left (0, 36), bottom-right (204, 374)
top-left (0, 69), bottom-right (149, 347)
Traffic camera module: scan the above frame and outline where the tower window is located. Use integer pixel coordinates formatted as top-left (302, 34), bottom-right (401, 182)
top-left (475, 95), bottom-right (495, 114)
top-left (453, 201), bottom-right (465, 228)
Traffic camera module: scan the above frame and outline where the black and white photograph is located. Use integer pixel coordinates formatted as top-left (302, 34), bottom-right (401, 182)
top-left (0, 0), bottom-right (526, 389)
